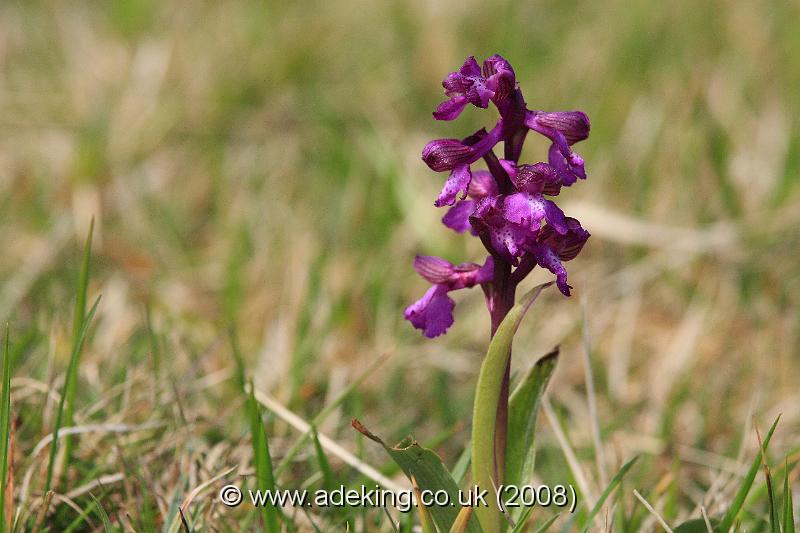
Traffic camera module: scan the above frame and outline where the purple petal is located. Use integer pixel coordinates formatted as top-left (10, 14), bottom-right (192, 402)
top-left (459, 56), bottom-right (482, 78)
top-left (413, 256), bottom-right (454, 284)
top-left (433, 96), bottom-right (469, 121)
top-left (469, 83), bottom-right (494, 108)
top-left (470, 197), bottom-right (530, 263)
top-left (501, 193), bottom-right (543, 228)
top-left (542, 198), bottom-right (568, 234)
top-left (568, 152), bottom-right (586, 179)
top-left (422, 139), bottom-right (474, 172)
top-left (526, 110), bottom-right (590, 145)
top-left (442, 200), bottom-right (475, 233)
top-left (548, 143), bottom-right (586, 186)
top-left (529, 243), bottom-right (572, 296)
top-left (439, 57), bottom-right (494, 113)
top-left (489, 223), bottom-right (529, 264)
top-left (404, 285), bottom-right (456, 338)
top-left (435, 165), bottom-right (472, 207)
top-left (538, 217), bottom-right (590, 261)
top-left (512, 162), bottom-right (561, 195)
top-left (499, 159), bottom-right (518, 180)
top-left (422, 123), bottom-right (503, 173)
top-left (482, 55), bottom-right (516, 103)
top-left (442, 72), bottom-right (468, 95)
top-left (501, 192), bottom-right (566, 233)
top-left (467, 170), bottom-right (498, 199)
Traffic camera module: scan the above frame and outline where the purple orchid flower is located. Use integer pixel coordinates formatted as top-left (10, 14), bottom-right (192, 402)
top-left (422, 123), bottom-right (505, 207)
top-left (526, 110), bottom-right (590, 186)
top-left (441, 170), bottom-right (498, 234)
top-left (406, 54), bottom-right (592, 337)
top-left (404, 256), bottom-right (494, 338)
top-left (527, 218), bottom-right (590, 296)
top-left (433, 56), bottom-right (517, 121)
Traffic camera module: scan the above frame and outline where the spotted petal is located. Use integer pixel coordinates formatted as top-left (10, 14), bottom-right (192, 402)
top-left (435, 165), bottom-right (472, 207)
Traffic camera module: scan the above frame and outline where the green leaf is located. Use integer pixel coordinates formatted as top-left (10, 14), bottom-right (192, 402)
top-left (783, 460), bottom-right (795, 533)
top-left (451, 446), bottom-right (471, 485)
top-left (472, 283), bottom-right (551, 533)
top-left (248, 383), bottom-right (280, 533)
top-left (353, 419), bottom-right (482, 533)
top-left (505, 348), bottom-right (558, 489)
top-left (412, 474), bottom-right (437, 533)
top-left (718, 415), bottom-right (781, 532)
top-left (449, 504), bottom-right (475, 533)
top-left (577, 456), bottom-right (639, 533)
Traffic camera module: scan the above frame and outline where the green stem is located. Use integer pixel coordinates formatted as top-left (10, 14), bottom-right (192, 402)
top-left (472, 283), bottom-right (550, 533)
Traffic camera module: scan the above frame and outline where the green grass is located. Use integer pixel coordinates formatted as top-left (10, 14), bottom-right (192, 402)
top-left (0, 0), bottom-right (799, 530)
top-left (0, 327), bottom-right (12, 533)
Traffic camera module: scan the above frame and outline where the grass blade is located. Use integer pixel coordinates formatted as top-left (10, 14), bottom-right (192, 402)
top-left (62, 219), bottom-right (94, 482)
top-left (161, 481), bottom-right (183, 533)
top-left (577, 456), bottom-right (639, 533)
top-left (531, 513), bottom-right (560, 533)
top-left (310, 426), bottom-right (335, 491)
top-left (0, 327), bottom-right (12, 533)
top-left (89, 493), bottom-right (113, 532)
top-left (783, 460), bottom-right (795, 533)
top-left (275, 351), bottom-right (391, 477)
top-left (754, 424), bottom-right (779, 533)
top-left (472, 282), bottom-right (552, 533)
top-left (43, 295), bottom-right (101, 496)
top-left (718, 415), bottom-right (781, 532)
top-left (247, 383), bottom-right (280, 533)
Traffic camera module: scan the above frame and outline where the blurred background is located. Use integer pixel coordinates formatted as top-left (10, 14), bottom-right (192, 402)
top-left (1, 0), bottom-right (799, 530)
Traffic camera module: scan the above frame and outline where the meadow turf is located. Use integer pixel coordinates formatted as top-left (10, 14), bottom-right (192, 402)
top-left (1, 0), bottom-right (799, 530)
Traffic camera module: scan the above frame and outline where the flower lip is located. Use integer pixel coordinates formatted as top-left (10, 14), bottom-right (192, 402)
top-left (434, 164), bottom-right (472, 207)
top-left (404, 285), bottom-right (455, 338)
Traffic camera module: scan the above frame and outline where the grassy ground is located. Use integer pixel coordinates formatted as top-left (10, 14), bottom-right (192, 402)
top-left (1, 0), bottom-right (799, 531)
